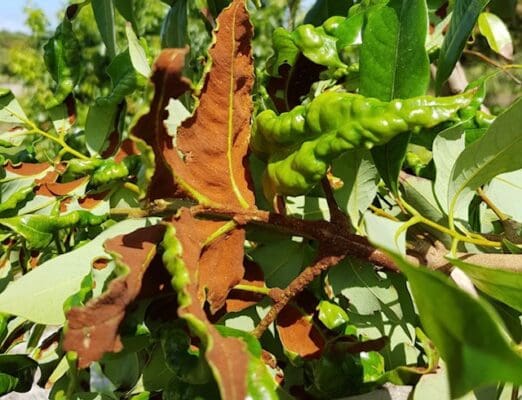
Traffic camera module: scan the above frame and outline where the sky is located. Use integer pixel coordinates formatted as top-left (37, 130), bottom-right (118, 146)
top-left (0, 0), bottom-right (63, 33)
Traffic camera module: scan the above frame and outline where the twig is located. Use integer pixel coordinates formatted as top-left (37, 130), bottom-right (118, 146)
top-left (251, 250), bottom-right (346, 338)
top-left (477, 187), bottom-right (508, 222)
top-left (463, 49), bottom-right (522, 84)
top-left (321, 177), bottom-right (349, 231)
top-left (192, 206), bottom-right (400, 272)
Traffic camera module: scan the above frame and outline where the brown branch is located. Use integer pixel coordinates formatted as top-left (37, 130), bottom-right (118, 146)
top-left (321, 177), bottom-right (350, 231)
top-left (192, 206), bottom-right (400, 272)
top-left (251, 249), bottom-right (346, 339)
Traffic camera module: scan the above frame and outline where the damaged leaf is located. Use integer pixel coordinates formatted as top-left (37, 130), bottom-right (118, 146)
top-left (63, 224), bottom-right (166, 368)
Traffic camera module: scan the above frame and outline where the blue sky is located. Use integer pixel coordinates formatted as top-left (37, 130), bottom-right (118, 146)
top-left (0, 0), bottom-right (63, 32)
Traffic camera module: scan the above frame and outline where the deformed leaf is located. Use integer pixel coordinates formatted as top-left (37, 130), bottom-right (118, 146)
top-left (133, 0), bottom-right (255, 209)
top-left (43, 18), bottom-right (81, 107)
top-left (0, 218), bottom-right (159, 325)
top-left (162, 209), bottom-right (277, 399)
top-left (63, 224), bottom-right (166, 368)
top-left (0, 211), bottom-right (107, 249)
top-left (392, 254), bottom-right (522, 398)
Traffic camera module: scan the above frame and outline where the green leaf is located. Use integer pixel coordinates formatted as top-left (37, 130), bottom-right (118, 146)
top-left (448, 97), bottom-right (522, 221)
top-left (364, 212), bottom-right (406, 254)
top-left (328, 259), bottom-right (419, 368)
top-left (161, 0), bottom-right (189, 48)
top-left (0, 218), bottom-right (160, 324)
top-left (360, 0), bottom-right (430, 100)
top-left (86, 50), bottom-right (141, 155)
top-left (125, 24), bottom-right (151, 78)
top-left (392, 254), bottom-right (522, 398)
top-left (250, 239), bottom-right (310, 288)
top-left (478, 12), bottom-right (513, 59)
top-left (433, 123), bottom-right (466, 215)
top-left (49, 102), bottom-right (74, 137)
top-left (91, 0), bottom-right (117, 59)
top-left (361, 0), bottom-right (430, 194)
top-left (304, 0), bottom-right (352, 25)
top-left (0, 89), bottom-right (28, 125)
top-left (485, 170), bottom-right (522, 222)
top-left (43, 19), bottom-right (81, 107)
top-left (435, 0), bottom-right (490, 91)
top-left (0, 355), bottom-right (38, 394)
top-left (332, 149), bottom-right (379, 229)
top-left (113, 0), bottom-right (138, 33)
top-left (449, 257), bottom-right (522, 312)
top-left (317, 300), bottom-right (349, 331)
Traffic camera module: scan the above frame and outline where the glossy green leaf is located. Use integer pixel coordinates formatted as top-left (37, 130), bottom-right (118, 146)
top-left (450, 257), bottom-right (522, 312)
top-left (332, 149), bottom-right (379, 229)
top-left (0, 355), bottom-right (38, 394)
top-left (43, 19), bottom-right (81, 107)
top-left (317, 300), bottom-right (349, 331)
top-left (360, 0), bottom-right (430, 101)
top-left (304, 0), bottom-right (352, 25)
top-left (113, 0), bottom-right (138, 32)
top-left (161, 0), bottom-right (188, 48)
top-left (448, 97), bottom-right (522, 221)
top-left (361, 0), bottom-right (430, 194)
top-left (85, 103), bottom-right (120, 156)
top-left (392, 254), bottom-right (522, 398)
top-left (0, 218), bottom-right (160, 324)
top-left (92, 0), bottom-right (117, 59)
top-left (478, 12), bottom-right (513, 59)
top-left (435, 0), bottom-right (490, 91)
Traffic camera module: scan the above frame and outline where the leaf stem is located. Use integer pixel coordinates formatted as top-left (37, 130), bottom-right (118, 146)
top-left (400, 198), bottom-right (501, 248)
top-left (202, 220), bottom-right (237, 247)
top-left (477, 187), bottom-right (508, 222)
top-left (9, 108), bottom-right (89, 160)
top-left (233, 284), bottom-right (270, 296)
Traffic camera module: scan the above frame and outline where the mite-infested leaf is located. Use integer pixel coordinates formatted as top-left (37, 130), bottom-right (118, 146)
top-left (133, 0), bottom-right (255, 209)
top-left (0, 219), bottom-right (159, 325)
top-left (162, 209), bottom-right (278, 399)
top-left (63, 225), bottom-right (166, 368)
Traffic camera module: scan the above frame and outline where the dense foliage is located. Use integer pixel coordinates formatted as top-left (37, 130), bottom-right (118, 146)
top-left (0, 0), bottom-right (521, 399)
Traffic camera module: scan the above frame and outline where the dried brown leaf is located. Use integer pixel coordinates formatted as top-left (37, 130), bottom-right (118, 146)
top-left (133, 0), bottom-right (255, 210)
top-left (63, 225), bottom-right (165, 368)
top-left (168, 209), bottom-right (250, 399)
top-left (276, 304), bottom-right (324, 359)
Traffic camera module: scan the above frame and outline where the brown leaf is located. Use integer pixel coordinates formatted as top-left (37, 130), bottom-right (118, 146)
top-left (63, 225), bottom-right (165, 368)
top-left (133, 0), bottom-right (255, 210)
top-left (5, 162), bottom-right (51, 176)
top-left (276, 304), bottom-right (324, 359)
top-left (199, 228), bottom-right (246, 313)
top-left (131, 48), bottom-right (191, 201)
top-left (167, 209), bottom-right (250, 400)
top-left (36, 177), bottom-right (89, 197)
top-left (225, 259), bottom-right (265, 313)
